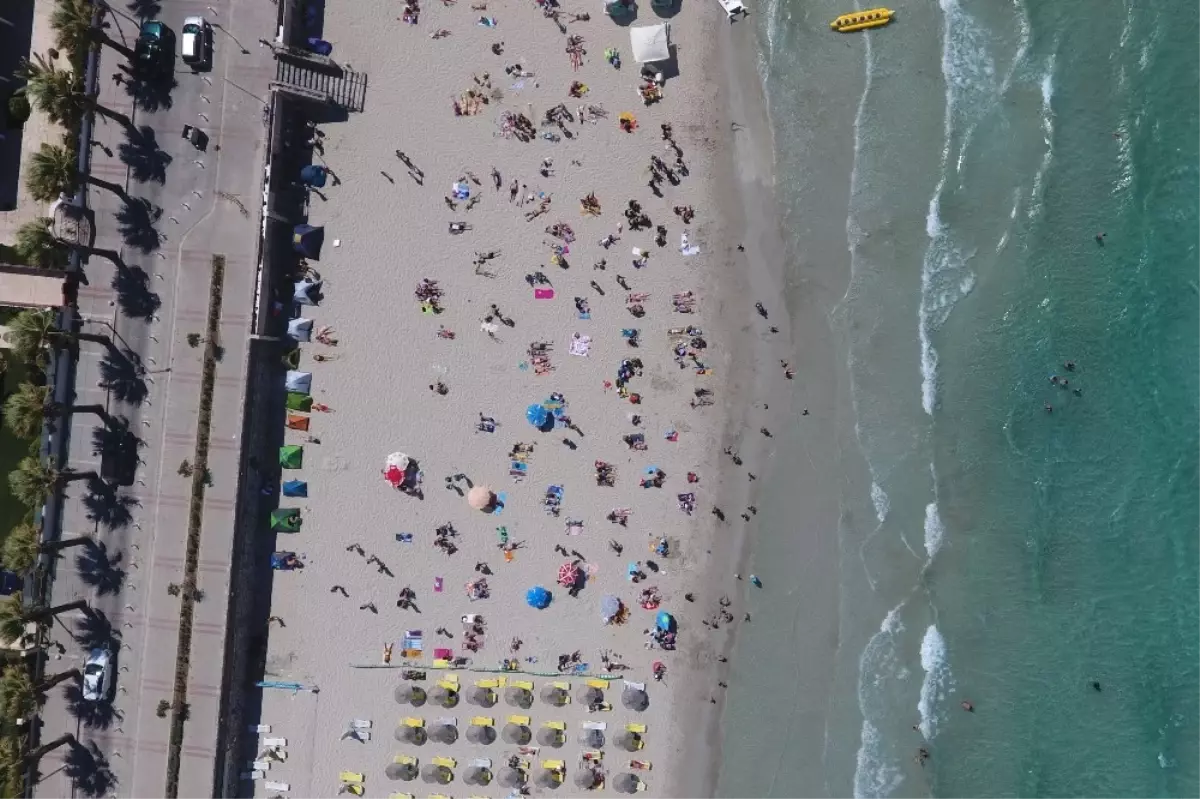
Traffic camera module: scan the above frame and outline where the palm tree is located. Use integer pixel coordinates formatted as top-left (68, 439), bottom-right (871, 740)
top-left (8, 457), bottom-right (58, 509)
top-left (13, 218), bottom-right (69, 270)
top-left (15, 53), bottom-right (81, 127)
top-left (25, 143), bottom-right (127, 204)
top-left (0, 666), bottom-right (36, 722)
top-left (6, 309), bottom-right (115, 367)
top-left (0, 729), bottom-right (24, 798)
top-left (0, 595), bottom-right (32, 648)
top-left (51, 0), bottom-right (136, 61)
top-left (0, 523), bottom-right (40, 574)
top-left (3, 382), bottom-right (49, 440)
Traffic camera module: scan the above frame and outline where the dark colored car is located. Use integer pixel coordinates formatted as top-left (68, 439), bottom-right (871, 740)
top-left (134, 20), bottom-right (175, 77)
top-left (99, 427), bottom-right (138, 487)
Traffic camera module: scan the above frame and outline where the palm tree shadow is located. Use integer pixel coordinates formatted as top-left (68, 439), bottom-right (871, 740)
top-left (127, 0), bottom-right (162, 19)
top-left (98, 351), bottom-right (149, 405)
top-left (74, 608), bottom-right (121, 651)
top-left (112, 265), bottom-right (161, 320)
top-left (119, 125), bottom-right (171, 184)
top-left (124, 72), bottom-right (176, 114)
top-left (90, 418), bottom-right (136, 458)
top-left (76, 541), bottom-right (126, 596)
top-left (63, 737), bottom-right (118, 794)
top-left (115, 197), bottom-right (162, 254)
top-left (62, 684), bottom-right (120, 733)
top-left (81, 478), bottom-right (137, 531)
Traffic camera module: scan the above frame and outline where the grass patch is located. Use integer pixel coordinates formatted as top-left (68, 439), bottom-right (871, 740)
top-left (163, 255), bottom-right (224, 798)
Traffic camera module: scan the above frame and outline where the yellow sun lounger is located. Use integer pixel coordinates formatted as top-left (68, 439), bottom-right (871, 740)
top-left (510, 679), bottom-right (534, 691)
top-left (585, 678), bottom-right (608, 689)
top-left (388, 794), bottom-right (415, 799)
top-left (625, 723), bottom-right (647, 734)
top-left (470, 716), bottom-right (495, 727)
top-left (542, 721), bottom-right (566, 731)
top-left (437, 680), bottom-right (459, 691)
top-left (551, 680), bottom-right (571, 691)
top-left (507, 715), bottom-right (530, 725)
top-left (339, 772), bottom-right (364, 784)
top-left (402, 717), bottom-right (425, 728)
top-left (475, 678), bottom-right (502, 689)
top-left (394, 755), bottom-right (418, 765)
top-left (431, 756), bottom-right (457, 769)
top-left (433, 658), bottom-right (451, 668)
top-left (541, 759), bottom-right (565, 771)
top-left (340, 785), bottom-right (364, 797)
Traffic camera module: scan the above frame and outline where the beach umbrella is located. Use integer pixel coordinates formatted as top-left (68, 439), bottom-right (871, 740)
top-left (279, 444), bottom-right (303, 469)
top-left (386, 762), bottom-right (418, 781)
top-left (498, 767), bottom-right (526, 788)
top-left (430, 685), bottom-right (459, 708)
top-left (467, 724), bottom-right (497, 745)
top-left (615, 773), bottom-right (642, 794)
top-left (502, 723), bottom-right (531, 745)
top-left (536, 727), bottom-right (565, 748)
top-left (428, 723), bottom-right (458, 744)
top-left (394, 725), bottom-right (427, 745)
top-left (600, 594), bottom-right (622, 622)
top-left (293, 224), bottom-right (324, 259)
top-left (526, 585), bottom-right (552, 609)
top-left (656, 610), bottom-right (674, 631)
top-left (622, 686), bottom-right (650, 711)
top-left (467, 485), bottom-right (495, 511)
top-left (525, 403), bottom-right (551, 429)
top-left (615, 731), bottom-right (644, 752)
top-left (394, 684), bottom-right (427, 706)
top-left (579, 728), bottom-right (605, 748)
top-left (299, 164), bottom-right (328, 188)
top-left (576, 685), bottom-right (603, 705)
top-left (422, 764), bottom-right (453, 784)
top-left (540, 684), bottom-right (569, 706)
top-left (504, 686), bottom-right (533, 709)
top-left (575, 769), bottom-right (600, 790)
top-left (536, 768), bottom-right (563, 789)
top-left (464, 766), bottom-right (492, 786)
top-left (557, 561), bottom-right (581, 588)
top-left (468, 686), bottom-right (497, 707)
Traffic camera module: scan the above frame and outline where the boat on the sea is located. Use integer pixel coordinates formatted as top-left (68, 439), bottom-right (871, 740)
top-left (829, 7), bottom-right (893, 31)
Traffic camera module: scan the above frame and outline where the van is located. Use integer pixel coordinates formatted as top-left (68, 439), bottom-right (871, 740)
top-left (180, 16), bottom-right (210, 68)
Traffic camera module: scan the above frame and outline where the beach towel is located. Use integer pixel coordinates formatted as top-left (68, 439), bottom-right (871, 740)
top-left (679, 232), bottom-right (700, 256)
top-left (285, 412), bottom-right (310, 431)
top-left (569, 334), bottom-right (592, 356)
top-left (534, 288), bottom-right (555, 300)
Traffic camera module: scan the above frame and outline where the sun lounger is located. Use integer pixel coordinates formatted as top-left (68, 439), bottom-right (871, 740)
top-left (470, 758), bottom-right (492, 768)
top-left (511, 679), bottom-right (534, 691)
top-left (248, 724), bottom-right (271, 733)
top-left (263, 737), bottom-right (287, 748)
top-left (626, 723), bottom-right (648, 734)
top-left (429, 795), bottom-right (451, 799)
top-left (581, 721), bottom-right (607, 730)
top-left (436, 716), bottom-right (458, 726)
top-left (623, 680), bottom-right (646, 691)
top-left (402, 717), bottom-right (425, 728)
top-left (240, 770), bottom-right (264, 781)
top-left (441, 673), bottom-right (459, 683)
top-left (342, 785), bottom-right (364, 797)
top-left (714, 0), bottom-right (747, 19)
top-left (389, 794), bottom-right (415, 799)
top-left (582, 749), bottom-right (603, 761)
top-left (351, 719), bottom-right (373, 729)
top-left (354, 731), bottom-right (371, 741)
top-left (437, 680), bottom-right (459, 691)
top-left (339, 771), bottom-right (364, 783)
top-left (431, 755), bottom-right (457, 768)
top-left (433, 658), bottom-right (451, 668)
top-left (475, 677), bottom-right (505, 688)
top-left (395, 755), bottom-right (418, 765)
top-left (541, 759), bottom-right (566, 770)
top-left (250, 759), bottom-right (271, 771)
top-left (586, 679), bottom-right (609, 689)
top-left (508, 715), bottom-right (531, 725)
top-left (552, 680), bottom-right (571, 690)
top-left (264, 781), bottom-right (290, 792)
top-left (470, 717), bottom-right (494, 727)
top-left (543, 721), bottom-right (566, 731)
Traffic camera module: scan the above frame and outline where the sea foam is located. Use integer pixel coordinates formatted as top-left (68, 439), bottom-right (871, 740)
top-left (917, 625), bottom-right (952, 740)
top-left (923, 503), bottom-right (944, 560)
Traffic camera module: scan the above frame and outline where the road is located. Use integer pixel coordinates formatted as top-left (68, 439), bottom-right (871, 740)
top-left (35, 0), bottom-right (277, 794)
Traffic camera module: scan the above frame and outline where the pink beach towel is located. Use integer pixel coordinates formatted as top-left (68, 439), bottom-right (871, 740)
top-left (534, 288), bottom-right (555, 300)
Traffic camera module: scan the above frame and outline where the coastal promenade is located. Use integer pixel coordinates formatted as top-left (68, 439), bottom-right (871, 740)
top-left (34, 0), bottom-right (277, 794)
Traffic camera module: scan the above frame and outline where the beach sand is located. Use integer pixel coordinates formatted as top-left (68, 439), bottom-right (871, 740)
top-left (254, 0), bottom-right (800, 795)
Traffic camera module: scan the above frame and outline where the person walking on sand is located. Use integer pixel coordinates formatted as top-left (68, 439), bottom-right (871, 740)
top-left (330, 585), bottom-right (349, 596)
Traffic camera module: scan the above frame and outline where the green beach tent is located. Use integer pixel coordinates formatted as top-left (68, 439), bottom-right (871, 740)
top-left (270, 508), bottom-right (302, 533)
top-left (279, 445), bottom-right (303, 469)
top-left (286, 392), bottom-right (313, 412)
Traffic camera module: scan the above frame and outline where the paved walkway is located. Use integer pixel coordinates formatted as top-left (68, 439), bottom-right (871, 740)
top-left (35, 0), bottom-right (277, 795)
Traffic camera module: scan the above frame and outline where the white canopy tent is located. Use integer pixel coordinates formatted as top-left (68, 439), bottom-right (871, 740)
top-left (629, 23), bottom-right (670, 63)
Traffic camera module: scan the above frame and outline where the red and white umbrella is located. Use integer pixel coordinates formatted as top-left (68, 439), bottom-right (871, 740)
top-left (557, 561), bottom-right (580, 587)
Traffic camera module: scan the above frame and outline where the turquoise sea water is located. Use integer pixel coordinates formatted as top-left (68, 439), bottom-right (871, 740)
top-left (719, 0), bottom-right (1199, 795)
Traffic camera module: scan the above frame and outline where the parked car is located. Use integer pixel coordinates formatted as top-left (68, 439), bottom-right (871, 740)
top-left (135, 20), bottom-right (175, 77)
top-left (180, 16), bottom-right (211, 68)
top-left (82, 648), bottom-right (113, 701)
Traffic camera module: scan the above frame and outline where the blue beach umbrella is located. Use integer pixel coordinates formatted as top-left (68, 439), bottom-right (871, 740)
top-left (655, 611), bottom-right (674, 632)
top-left (526, 586), bottom-right (552, 609)
top-left (525, 403), bottom-right (551, 430)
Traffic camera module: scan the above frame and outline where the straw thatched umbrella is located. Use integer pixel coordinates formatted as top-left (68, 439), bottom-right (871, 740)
top-left (468, 686), bottom-right (497, 708)
top-left (574, 769), bottom-right (600, 790)
top-left (386, 761), bottom-right (418, 781)
top-left (466, 485), bottom-right (495, 511)
top-left (428, 723), bottom-right (459, 744)
top-left (615, 731), bottom-right (643, 752)
top-left (579, 728), bottom-right (605, 748)
top-left (394, 684), bottom-right (427, 706)
top-left (536, 768), bottom-right (563, 789)
top-left (505, 686), bottom-right (533, 709)
top-left (422, 764), bottom-right (453, 784)
top-left (577, 685), bottom-right (604, 705)
top-left (614, 773), bottom-right (642, 794)
top-left (394, 725), bottom-right (427, 745)
top-left (536, 727), bottom-right (565, 748)
top-left (622, 686), bottom-right (649, 711)
top-left (540, 685), bottom-right (569, 706)
top-left (498, 766), bottom-right (526, 788)
top-left (464, 766), bottom-right (493, 786)
top-left (467, 724), bottom-right (497, 745)
top-left (502, 723), bottom-right (532, 745)
top-left (430, 685), bottom-right (460, 708)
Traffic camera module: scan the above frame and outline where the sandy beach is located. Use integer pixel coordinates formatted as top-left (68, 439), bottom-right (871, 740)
top-left (252, 0), bottom-right (800, 794)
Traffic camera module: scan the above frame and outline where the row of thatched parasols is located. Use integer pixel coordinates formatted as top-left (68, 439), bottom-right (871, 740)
top-left (385, 760), bottom-right (646, 793)
top-left (394, 682), bottom-right (649, 711)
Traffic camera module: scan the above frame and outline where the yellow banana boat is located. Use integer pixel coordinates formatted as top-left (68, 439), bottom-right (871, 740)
top-left (830, 7), bottom-right (894, 31)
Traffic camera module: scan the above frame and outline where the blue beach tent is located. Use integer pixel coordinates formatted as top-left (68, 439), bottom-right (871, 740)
top-left (282, 479), bottom-right (308, 498)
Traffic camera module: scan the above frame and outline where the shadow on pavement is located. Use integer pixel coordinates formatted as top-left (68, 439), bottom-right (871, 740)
top-left (75, 540), bottom-right (126, 596)
top-left (81, 477), bottom-right (137, 531)
top-left (112, 264), bottom-right (161, 319)
top-left (126, 0), bottom-right (161, 18)
top-left (63, 737), bottom-right (118, 795)
top-left (124, 69), bottom-right (177, 113)
top-left (118, 124), bottom-right (171, 184)
top-left (115, 196), bottom-right (162, 253)
top-left (73, 607), bottom-right (120, 650)
top-left (97, 349), bottom-right (149, 405)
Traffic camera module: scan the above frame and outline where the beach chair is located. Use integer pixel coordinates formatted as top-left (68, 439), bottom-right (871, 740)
top-left (714, 0), bottom-right (747, 19)
top-left (250, 759), bottom-right (271, 771)
top-left (586, 679), bottom-right (609, 689)
top-left (351, 719), bottom-right (373, 729)
top-left (543, 721), bottom-right (566, 731)
top-left (470, 758), bottom-right (492, 768)
top-left (470, 716), bottom-right (495, 727)
top-left (388, 794), bottom-right (415, 799)
top-left (476, 678), bottom-right (501, 689)
top-left (436, 716), bottom-right (458, 726)
top-left (395, 755), bottom-right (418, 765)
top-left (582, 749), bottom-right (603, 762)
top-left (248, 724), bottom-right (271, 734)
top-left (339, 771), bottom-right (364, 784)
top-left (263, 737), bottom-right (287, 748)
top-left (541, 759), bottom-right (566, 771)
top-left (240, 770), bottom-right (264, 781)
top-left (511, 679), bottom-right (534, 691)
top-left (433, 658), bottom-right (452, 668)
top-left (264, 781), bottom-right (290, 792)
top-left (442, 672), bottom-right (459, 683)
top-left (581, 721), bottom-right (607, 731)
top-left (437, 679), bottom-right (459, 691)
top-left (508, 715), bottom-right (531, 725)
top-left (402, 717), bottom-right (425, 728)
top-left (626, 723), bottom-right (648, 734)
top-left (623, 680), bottom-right (646, 691)
top-left (340, 785), bottom-right (364, 797)
top-left (432, 755), bottom-right (457, 769)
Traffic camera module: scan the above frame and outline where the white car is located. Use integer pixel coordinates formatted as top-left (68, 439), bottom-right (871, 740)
top-left (82, 648), bottom-right (112, 701)
top-left (180, 16), bottom-right (211, 68)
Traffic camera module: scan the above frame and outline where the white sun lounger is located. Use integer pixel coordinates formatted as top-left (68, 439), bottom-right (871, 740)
top-left (436, 717), bottom-right (458, 726)
top-left (623, 680), bottom-right (646, 691)
top-left (251, 759), bottom-right (271, 771)
top-left (352, 719), bottom-right (373, 729)
top-left (715, 0), bottom-right (747, 20)
top-left (470, 758), bottom-right (492, 769)
top-left (263, 737), bottom-right (287, 748)
top-left (248, 724), bottom-right (271, 734)
top-left (264, 781), bottom-right (290, 792)
top-left (581, 721), bottom-right (607, 731)
top-left (240, 770), bottom-right (264, 781)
